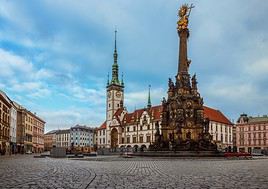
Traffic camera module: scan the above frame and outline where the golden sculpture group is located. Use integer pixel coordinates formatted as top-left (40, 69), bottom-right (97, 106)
top-left (177, 4), bottom-right (194, 32)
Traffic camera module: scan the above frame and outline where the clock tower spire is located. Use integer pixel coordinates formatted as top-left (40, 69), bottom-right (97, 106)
top-left (106, 30), bottom-right (124, 123)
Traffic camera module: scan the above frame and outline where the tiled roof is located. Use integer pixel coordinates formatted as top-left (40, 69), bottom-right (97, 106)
top-left (203, 106), bottom-right (232, 125)
top-left (114, 108), bottom-right (124, 117)
top-left (149, 105), bottom-right (162, 120)
top-left (123, 108), bottom-right (145, 124)
top-left (99, 121), bottom-right (106, 129)
top-left (98, 105), bottom-right (231, 128)
top-left (122, 105), bottom-right (162, 124)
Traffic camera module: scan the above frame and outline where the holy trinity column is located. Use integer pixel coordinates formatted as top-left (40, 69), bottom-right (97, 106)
top-left (156, 4), bottom-right (216, 151)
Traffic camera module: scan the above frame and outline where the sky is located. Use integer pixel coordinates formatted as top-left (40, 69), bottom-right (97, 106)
top-left (0, 0), bottom-right (268, 132)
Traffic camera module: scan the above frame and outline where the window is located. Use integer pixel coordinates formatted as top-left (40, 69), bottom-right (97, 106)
top-left (99, 139), bottom-right (101, 144)
top-left (133, 136), bottom-right (136, 143)
top-left (133, 126), bottom-right (136, 132)
top-left (140, 126), bottom-right (142, 131)
top-left (103, 138), bottom-right (105, 144)
top-left (103, 130), bottom-right (105, 135)
top-left (147, 125), bottom-right (150, 130)
top-left (127, 136), bottom-right (130, 143)
top-left (146, 135), bottom-right (151, 143)
top-left (121, 138), bottom-right (124, 144)
top-left (127, 127), bottom-right (129, 132)
top-left (139, 136), bottom-right (143, 143)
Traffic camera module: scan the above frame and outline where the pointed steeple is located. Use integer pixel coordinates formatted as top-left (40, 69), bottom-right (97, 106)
top-left (111, 29), bottom-right (120, 85)
top-left (107, 72), bottom-right (110, 86)
top-left (121, 72), bottom-right (124, 87)
top-left (147, 85), bottom-right (152, 109)
top-left (114, 29), bottom-right (117, 60)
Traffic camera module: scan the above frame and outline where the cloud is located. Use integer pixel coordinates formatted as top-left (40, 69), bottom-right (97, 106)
top-left (0, 48), bottom-right (52, 98)
top-left (245, 58), bottom-right (268, 77)
top-left (1, 0), bottom-right (268, 130)
top-left (39, 107), bottom-right (105, 132)
top-left (0, 48), bottom-right (33, 77)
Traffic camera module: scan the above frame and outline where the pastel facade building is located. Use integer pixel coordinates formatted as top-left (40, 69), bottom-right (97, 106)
top-left (0, 90), bottom-right (11, 155)
top-left (236, 114), bottom-right (268, 154)
top-left (56, 129), bottom-right (70, 149)
top-left (44, 130), bottom-right (57, 151)
top-left (16, 105), bottom-right (45, 153)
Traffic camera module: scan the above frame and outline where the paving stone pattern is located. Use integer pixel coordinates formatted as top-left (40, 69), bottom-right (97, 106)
top-left (0, 155), bottom-right (268, 189)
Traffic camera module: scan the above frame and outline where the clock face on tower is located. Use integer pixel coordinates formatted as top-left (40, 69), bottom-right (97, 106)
top-left (116, 91), bottom-right (121, 98)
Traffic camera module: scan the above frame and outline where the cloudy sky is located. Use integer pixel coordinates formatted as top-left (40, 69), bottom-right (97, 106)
top-left (1, 0), bottom-right (268, 132)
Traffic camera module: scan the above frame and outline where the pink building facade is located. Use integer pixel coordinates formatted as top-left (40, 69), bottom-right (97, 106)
top-left (236, 114), bottom-right (268, 154)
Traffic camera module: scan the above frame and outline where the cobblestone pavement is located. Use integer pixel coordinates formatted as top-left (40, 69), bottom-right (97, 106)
top-left (0, 155), bottom-right (268, 189)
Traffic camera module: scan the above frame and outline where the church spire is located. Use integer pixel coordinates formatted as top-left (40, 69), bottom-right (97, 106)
top-left (147, 85), bottom-right (152, 108)
top-left (107, 72), bottom-right (110, 86)
top-left (114, 29), bottom-right (117, 55)
top-left (111, 29), bottom-right (120, 85)
top-left (121, 72), bottom-right (124, 87)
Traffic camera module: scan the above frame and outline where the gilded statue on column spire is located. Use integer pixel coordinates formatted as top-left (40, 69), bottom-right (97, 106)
top-left (177, 4), bottom-right (194, 32)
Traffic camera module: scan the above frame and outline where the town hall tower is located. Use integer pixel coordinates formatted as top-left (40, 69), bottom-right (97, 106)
top-left (106, 30), bottom-right (124, 124)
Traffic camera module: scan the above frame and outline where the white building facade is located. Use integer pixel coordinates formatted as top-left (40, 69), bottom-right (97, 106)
top-left (204, 106), bottom-right (233, 151)
top-left (56, 129), bottom-right (70, 149)
top-left (70, 125), bottom-right (94, 148)
top-left (96, 122), bottom-right (107, 148)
